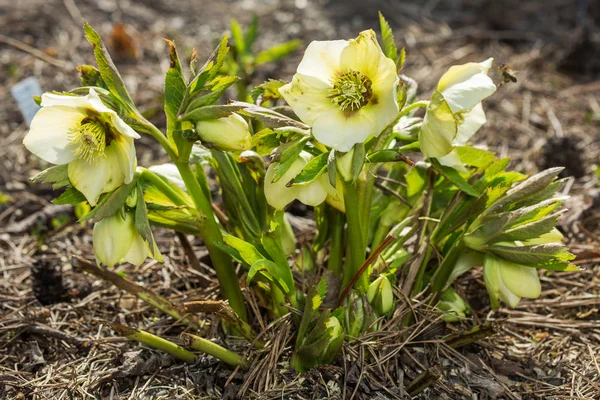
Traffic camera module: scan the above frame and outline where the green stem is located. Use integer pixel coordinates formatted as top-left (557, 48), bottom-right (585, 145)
top-left (181, 333), bottom-right (246, 368)
top-left (141, 120), bottom-right (179, 161)
top-left (175, 161), bottom-right (247, 321)
top-left (110, 323), bottom-right (195, 362)
top-left (139, 168), bottom-right (190, 207)
top-left (398, 100), bottom-right (429, 119)
top-left (327, 210), bottom-right (344, 276)
top-left (342, 179), bottom-right (367, 292)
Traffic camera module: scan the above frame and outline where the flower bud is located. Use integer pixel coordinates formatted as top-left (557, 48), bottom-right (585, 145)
top-left (92, 211), bottom-right (150, 267)
top-left (437, 286), bottom-right (470, 322)
top-left (195, 113), bottom-right (251, 152)
top-left (367, 275), bottom-right (394, 316)
top-left (483, 254), bottom-right (541, 309)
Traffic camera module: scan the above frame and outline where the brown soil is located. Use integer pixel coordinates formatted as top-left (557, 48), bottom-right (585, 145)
top-left (1, 0), bottom-right (599, 399)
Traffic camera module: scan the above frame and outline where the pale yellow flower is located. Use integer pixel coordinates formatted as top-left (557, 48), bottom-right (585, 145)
top-left (23, 89), bottom-right (139, 205)
top-left (483, 254), bottom-right (541, 308)
top-left (92, 211), bottom-right (159, 267)
top-left (279, 30), bottom-right (399, 152)
top-left (419, 59), bottom-right (496, 159)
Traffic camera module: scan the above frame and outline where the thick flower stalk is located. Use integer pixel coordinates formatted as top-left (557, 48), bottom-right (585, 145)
top-left (93, 211), bottom-right (161, 267)
top-left (419, 59), bottom-right (496, 159)
top-left (279, 30), bottom-right (399, 152)
top-left (23, 89), bottom-right (139, 205)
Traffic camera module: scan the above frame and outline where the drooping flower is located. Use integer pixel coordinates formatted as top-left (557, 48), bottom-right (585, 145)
top-left (92, 211), bottom-right (160, 267)
top-left (23, 88), bottom-right (139, 205)
top-left (279, 30), bottom-right (399, 152)
top-left (195, 113), bottom-right (252, 152)
top-left (264, 152), bottom-right (329, 209)
top-left (483, 254), bottom-right (541, 308)
top-left (419, 59), bottom-right (496, 159)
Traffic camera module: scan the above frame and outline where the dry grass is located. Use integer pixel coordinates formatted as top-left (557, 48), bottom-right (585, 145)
top-left (1, 0), bottom-right (600, 398)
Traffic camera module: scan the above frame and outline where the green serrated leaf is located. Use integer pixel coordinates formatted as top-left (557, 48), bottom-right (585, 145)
top-left (52, 187), bottom-right (86, 205)
top-left (397, 47), bottom-right (406, 72)
top-left (135, 184), bottom-right (161, 259)
top-left (432, 159), bottom-right (480, 197)
top-left (189, 35), bottom-right (230, 96)
top-left (80, 178), bottom-right (138, 221)
top-left (455, 146), bottom-right (496, 168)
top-left (271, 136), bottom-right (310, 183)
top-left (230, 19), bottom-right (246, 54)
top-left (255, 40), bottom-right (302, 66)
top-left (83, 22), bottom-right (134, 106)
top-left (223, 234), bottom-right (266, 267)
top-left (180, 104), bottom-right (244, 122)
top-left (378, 12), bottom-right (397, 61)
top-left (290, 152), bottom-right (328, 186)
top-left (247, 259), bottom-right (294, 295)
top-left (489, 243), bottom-right (575, 264)
top-left (31, 164), bottom-right (69, 184)
top-left (251, 79), bottom-right (287, 104)
top-left (493, 211), bottom-right (564, 243)
top-left (231, 100), bottom-right (308, 129)
top-left (164, 39), bottom-right (187, 143)
top-left (77, 65), bottom-right (107, 88)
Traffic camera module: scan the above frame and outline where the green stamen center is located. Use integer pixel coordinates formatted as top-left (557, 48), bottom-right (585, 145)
top-left (329, 71), bottom-right (373, 112)
top-left (68, 117), bottom-right (112, 163)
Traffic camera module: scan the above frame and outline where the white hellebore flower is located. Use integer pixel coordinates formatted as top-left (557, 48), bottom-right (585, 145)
top-left (93, 211), bottom-right (159, 267)
top-left (264, 152), bottom-right (330, 210)
top-left (195, 113), bottom-right (252, 152)
top-left (483, 254), bottom-right (541, 309)
top-left (23, 88), bottom-right (139, 205)
top-left (279, 30), bottom-right (399, 152)
top-left (419, 58), bottom-right (496, 159)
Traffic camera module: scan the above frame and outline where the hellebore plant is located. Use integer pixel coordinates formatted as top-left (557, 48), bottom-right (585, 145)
top-left (24, 15), bottom-right (576, 372)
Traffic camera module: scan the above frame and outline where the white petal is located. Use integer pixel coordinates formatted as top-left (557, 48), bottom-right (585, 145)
top-left (41, 92), bottom-right (94, 108)
top-left (340, 30), bottom-right (389, 81)
top-left (296, 40), bottom-right (348, 84)
top-left (437, 58), bottom-right (493, 92)
top-left (437, 149), bottom-right (468, 173)
top-left (296, 180), bottom-right (327, 206)
top-left (448, 250), bottom-right (484, 285)
top-left (149, 163), bottom-right (186, 190)
top-left (123, 234), bottom-right (150, 266)
top-left (500, 261), bottom-right (541, 299)
top-left (441, 73), bottom-right (496, 114)
top-left (23, 106), bottom-right (84, 164)
top-left (111, 135), bottom-right (136, 184)
top-left (87, 89), bottom-right (140, 139)
top-left (312, 110), bottom-right (373, 152)
top-left (264, 159), bottom-right (304, 209)
top-left (68, 143), bottom-right (126, 205)
top-left (498, 273), bottom-right (522, 308)
top-left (361, 82), bottom-right (399, 138)
top-left (92, 212), bottom-right (136, 267)
top-left (419, 92), bottom-right (457, 158)
top-left (455, 103), bottom-right (487, 144)
top-left (279, 73), bottom-right (336, 125)
top-left (322, 174), bottom-right (345, 212)
top-left (483, 254), bottom-right (502, 309)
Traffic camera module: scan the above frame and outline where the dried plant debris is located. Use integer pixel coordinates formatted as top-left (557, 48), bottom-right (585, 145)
top-left (1, 0), bottom-right (599, 399)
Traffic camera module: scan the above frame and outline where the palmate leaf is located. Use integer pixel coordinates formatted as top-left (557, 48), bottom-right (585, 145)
top-left (455, 146), bottom-right (496, 169)
top-left (188, 35), bottom-right (230, 97)
top-left (222, 234), bottom-right (266, 267)
top-left (84, 22), bottom-right (134, 107)
top-left (431, 159), bottom-right (480, 197)
top-left (493, 211), bottom-right (565, 242)
top-left (230, 100), bottom-right (309, 129)
top-left (251, 79), bottom-right (287, 104)
top-left (31, 164), bottom-right (69, 185)
top-left (77, 65), bottom-right (107, 89)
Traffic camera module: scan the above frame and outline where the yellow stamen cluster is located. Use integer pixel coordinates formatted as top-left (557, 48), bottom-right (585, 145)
top-left (68, 117), bottom-right (110, 163)
top-left (329, 71), bottom-right (373, 112)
